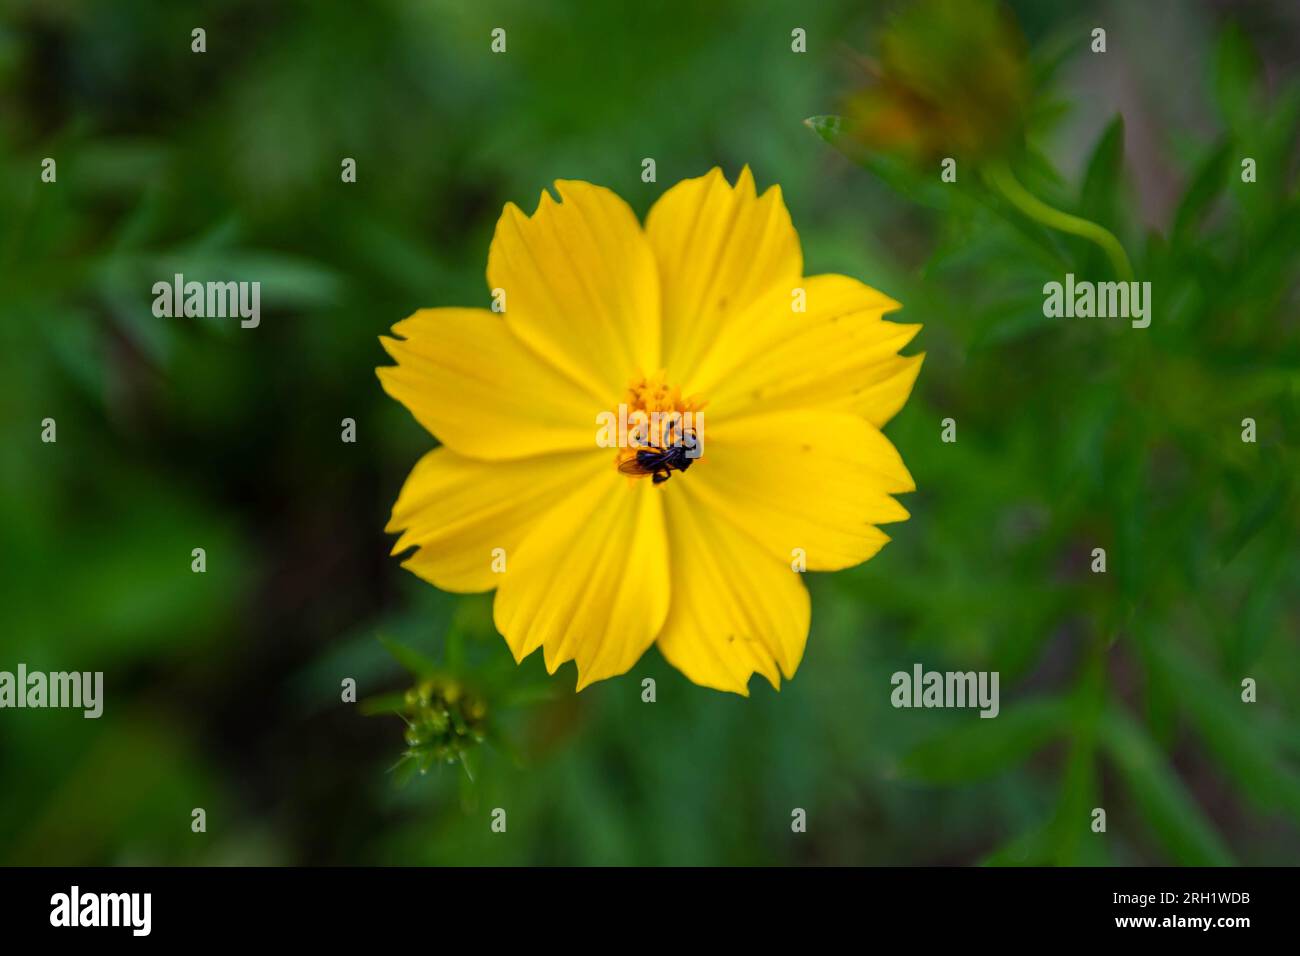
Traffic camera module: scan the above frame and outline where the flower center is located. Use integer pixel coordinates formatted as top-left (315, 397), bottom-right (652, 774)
top-left (608, 372), bottom-right (705, 486)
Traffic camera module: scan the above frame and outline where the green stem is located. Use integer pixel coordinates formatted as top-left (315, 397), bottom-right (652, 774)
top-left (982, 160), bottom-right (1133, 281)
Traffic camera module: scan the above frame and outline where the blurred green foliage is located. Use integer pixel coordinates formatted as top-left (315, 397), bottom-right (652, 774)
top-left (0, 0), bottom-right (1296, 865)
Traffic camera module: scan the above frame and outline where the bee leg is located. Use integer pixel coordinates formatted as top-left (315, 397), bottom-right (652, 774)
top-left (652, 470), bottom-right (670, 485)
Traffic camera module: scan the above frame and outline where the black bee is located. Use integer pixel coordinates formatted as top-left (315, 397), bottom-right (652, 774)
top-left (617, 426), bottom-right (700, 485)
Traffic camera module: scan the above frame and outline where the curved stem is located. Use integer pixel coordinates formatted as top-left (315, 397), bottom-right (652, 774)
top-left (982, 160), bottom-right (1133, 281)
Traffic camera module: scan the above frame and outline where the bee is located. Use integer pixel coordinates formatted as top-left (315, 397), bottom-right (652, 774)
top-left (617, 425), bottom-right (700, 485)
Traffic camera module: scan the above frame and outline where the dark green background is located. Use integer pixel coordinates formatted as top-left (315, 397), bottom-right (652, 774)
top-left (1, 0), bottom-right (1297, 865)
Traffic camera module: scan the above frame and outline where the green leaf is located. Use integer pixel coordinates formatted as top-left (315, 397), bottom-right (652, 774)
top-left (378, 635), bottom-right (439, 679)
top-left (1150, 644), bottom-right (1300, 825)
top-left (359, 691), bottom-right (408, 717)
top-left (901, 698), bottom-right (1071, 783)
top-left (803, 114), bottom-right (844, 144)
top-left (1219, 471), bottom-right (1291, 564)
top-left (1172, 141), bottom-right (1231, 243)
top-left (1213, 24), bottom-right (1261, 124)
top-left (1100, 708), bottom-right (1234, 866)
top-left (1080, 115), bottom-right (1125, 228)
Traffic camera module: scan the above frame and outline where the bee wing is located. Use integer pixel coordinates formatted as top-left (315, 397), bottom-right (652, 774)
top-left (617, 455), bottom-right (653, 477)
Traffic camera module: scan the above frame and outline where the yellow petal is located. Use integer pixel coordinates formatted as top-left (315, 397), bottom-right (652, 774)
top-left (851, 350), bottom-right (926, 428)
top-left (378, 307), bottom-right (602, 460)
top-left (645, 167), bottom-right (803, 384)
top-left (692, 274), bottom-right (923, 428)
top-left (387, 447), bottom-right (605, 593)
top-left (657, 484), bottom-right (810, 694)
top-left (690, 410), bottom-right (914, 571)
top-left (493, 470), bottom-right (669, 690)
top-left (487, 181), bottom-right (661, 399)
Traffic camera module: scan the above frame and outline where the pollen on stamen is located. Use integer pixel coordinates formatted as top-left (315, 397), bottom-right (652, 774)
top-left (610, 372), bottom-right (706, 483)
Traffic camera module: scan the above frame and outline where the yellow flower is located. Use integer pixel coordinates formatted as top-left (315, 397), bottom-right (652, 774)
top-left (377, 168), bottom-right (922, 694)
